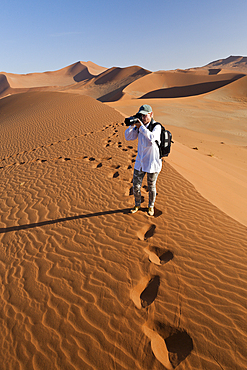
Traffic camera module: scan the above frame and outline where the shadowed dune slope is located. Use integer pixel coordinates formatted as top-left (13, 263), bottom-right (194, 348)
top-left (0, 91), bottom-right (247, 370)
top-left (0, 74), bottom-right (10, 95)
top-left (140, 74), bottom-right (245, 98)
top-left (60, 66), bottom-right (151, 102)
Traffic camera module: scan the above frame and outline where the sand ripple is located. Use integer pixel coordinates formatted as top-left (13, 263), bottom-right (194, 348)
top-left (0, 91), bottom-right (246, 369)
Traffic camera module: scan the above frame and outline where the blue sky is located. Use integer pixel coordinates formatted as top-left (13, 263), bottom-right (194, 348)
top-left (1, 0), bottom-right (246, 73)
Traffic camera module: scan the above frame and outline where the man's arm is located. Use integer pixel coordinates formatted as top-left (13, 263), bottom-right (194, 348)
top-left (125, 125), bottom-right (139, 141)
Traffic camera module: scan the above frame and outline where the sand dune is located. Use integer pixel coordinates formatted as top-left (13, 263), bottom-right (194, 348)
top-left (1, 61), bottom-right (106, 92)
top-left (109, 76), bottom-right (247, 226)
top-left (59, 66), bottom-right (151, 102)
top-left (204, 74), bottom-right (247, 102)
top-left (0, 56), bottom-right (247, 369)
top-left (1, 56), bottom-right (246, 101)
top-left (0, 64), bottom-right (151, 102)
top-left (0, 74), bottom-right (10, 95)
top-left (202, 55), bottom-right (247, 73)
top-left (122, 70), bottom-right (245, 99)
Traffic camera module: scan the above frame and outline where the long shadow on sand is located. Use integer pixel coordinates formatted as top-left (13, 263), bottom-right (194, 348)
top-left (139, 74), bottom-right (245, 99)
top-left (0, 209), bottom-right (131, 234)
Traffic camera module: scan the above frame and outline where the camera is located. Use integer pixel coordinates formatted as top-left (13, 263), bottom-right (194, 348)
top-left (124, 113), bottom-right (142, 126)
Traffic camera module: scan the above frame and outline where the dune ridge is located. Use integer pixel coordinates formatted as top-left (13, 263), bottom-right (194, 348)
top-left (202, 55), bottom-right (247, 73)
top-left (0, 61), bottom-right (106, 95)
top-left (0, 56), bottom-right (247, 369)
top-left (1, 55), bottom-right (246, 101)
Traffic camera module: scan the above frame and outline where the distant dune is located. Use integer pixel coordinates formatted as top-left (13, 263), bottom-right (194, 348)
top-left (60, 65), bottom-right (151, 102)
top-left (0, 56), bottom-right (247, 370)
top-left (202, 55), bottom-right (247, 73)
top-left (0, 74), bottom-right (10, 95)
top-left (1, 55), bottom-right (246, 100)
top-left (0, 61), bottom-right (106, 94)
top-left (123, 70), bottom-right (245, 99)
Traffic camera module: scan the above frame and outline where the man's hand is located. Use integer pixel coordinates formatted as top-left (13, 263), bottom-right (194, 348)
top-left (134, 119), bottom-right (142, 129)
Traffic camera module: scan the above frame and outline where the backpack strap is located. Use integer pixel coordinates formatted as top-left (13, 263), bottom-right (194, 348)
top-left (147, 120), bottom-right (161, 132)
top-left (148, 121), bottom-right (162, 151)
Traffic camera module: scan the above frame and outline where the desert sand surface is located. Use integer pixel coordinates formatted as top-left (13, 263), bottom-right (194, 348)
top-left (0, 56), bottom-right (247, 370)
top-left (108, 71), bottom-right (247, 227)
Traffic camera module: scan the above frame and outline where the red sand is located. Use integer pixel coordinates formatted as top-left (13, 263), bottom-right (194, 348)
top-left (0, 57), bottom-right (246, 370)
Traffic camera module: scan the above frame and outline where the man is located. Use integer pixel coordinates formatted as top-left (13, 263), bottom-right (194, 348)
top-left (125, 104), bottom-right (162, 216)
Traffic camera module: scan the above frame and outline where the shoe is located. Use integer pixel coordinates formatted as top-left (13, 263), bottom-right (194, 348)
top-left (148, 207), bottom-right (154, 216)
top-left (130, 206), bottom-right (140, 214)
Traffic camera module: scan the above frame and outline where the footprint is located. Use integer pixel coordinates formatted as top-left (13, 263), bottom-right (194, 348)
top-left (144, 247), bottom-right (174, 266)
top-left (143, 322), bottom-right (193, 368)
top-left (153, 208), bottom-right (162, 218)
top-left (140, 275), bottom-right (160, 308)
top-left (130, 275), bottom-right (153, 309)
top-left (137, 224), bottom-right (156, 241)
top-left (165, 328), bottom-right (194, 368)
top-left (142, 324), bottom-right (173, 370)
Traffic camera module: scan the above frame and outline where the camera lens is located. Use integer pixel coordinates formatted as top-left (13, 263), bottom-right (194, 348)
top-left (124, 114), bottom-right (141, 126)
top-left (125, 117), bottom-right (134, 126)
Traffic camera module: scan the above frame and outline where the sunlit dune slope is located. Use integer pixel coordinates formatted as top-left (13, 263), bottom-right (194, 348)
top-left (204, 74), bottom-right (247, 102)
top-left (1, 61), bottom-right (106, 91)
top-left (0, 91), bottom-right (123, 157)
top-left (122, 70), bottom-right (245, 99)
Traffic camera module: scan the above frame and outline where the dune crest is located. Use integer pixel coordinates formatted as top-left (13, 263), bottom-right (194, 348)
top-left (203, 55), bottom-right (247, 73)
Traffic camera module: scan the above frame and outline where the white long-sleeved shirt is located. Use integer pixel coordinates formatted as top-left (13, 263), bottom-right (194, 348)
top-left (125, 120), bottom-right (162, 173)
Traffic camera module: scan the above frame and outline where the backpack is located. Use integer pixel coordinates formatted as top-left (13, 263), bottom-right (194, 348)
top-left (148, 121), bottom-right (173, 158)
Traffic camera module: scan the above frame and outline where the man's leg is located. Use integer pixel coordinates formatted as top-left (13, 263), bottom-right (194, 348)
top-left (132, 169), bottom-right (145, 207)
top-left (147, 172), bottom-right (159, 208)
